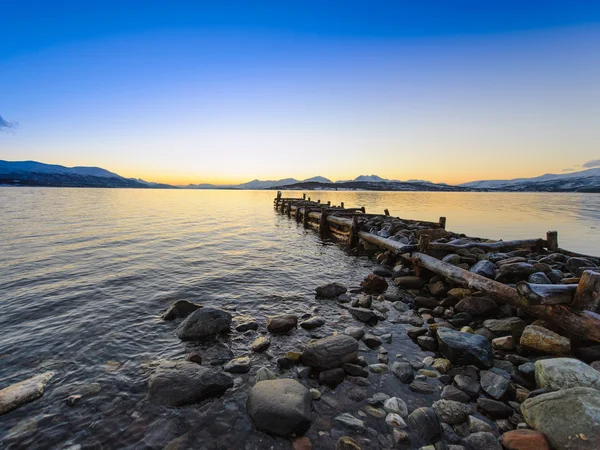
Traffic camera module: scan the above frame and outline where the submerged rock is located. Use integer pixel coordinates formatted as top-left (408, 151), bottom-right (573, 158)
top-left (251, 336), bottom-right (271, 352)
top-left (246, 379), bottom-right (312, 437)
top-left (347, 307), bottom-right (378, 323)
top-left (148, 361), bottom-right (233, 407)
top-left (436, 327), bottom-right (493, 368)
top-left (161, 300), bottom-right (202, 320)
top-left (299, 316), bottom-right (325, 330)
top-left (316, 283), bottom-right (347, 298)
top-left (224, 356), bottom-right (251, 374)
top-left (0, 372), bottom-right (55, 415)
top-left (302, 334), bottom-right (359, 370)
top-left (521, 387), bottom-right (600, 450)
top-left (408, 407), bottom-right (441, 444)
top-left (361, 274), bottom-right (388, 293)
top-left (267, 314), bottom-right (298, 333)
top-left (176, 308), bottom-right (232, 340)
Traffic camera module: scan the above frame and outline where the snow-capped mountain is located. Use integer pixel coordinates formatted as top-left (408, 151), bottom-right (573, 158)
top-left (0, 160), bottom-right (121, 178)
top-left (460, 168), bottom-right (600, 191)
top-left (303, 176), bottom-right (332, 183)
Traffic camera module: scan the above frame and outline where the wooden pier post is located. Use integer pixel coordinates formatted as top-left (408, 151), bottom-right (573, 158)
top-left (349, 216), bottom-right (359, 248)
top-left (361, 206), bottom-right (366, 214)
top-left (303, 207), bottom-right (310, 229)
top-left (296, 206), bottom-right (303, 223)
top-left (287, 202), bottom-right (293, 218)
top-left (439, 217), bottom-right (447, 230)
top-left (384, 209), bottom-right (390, 216)
top-left (319, 208), bottom-right (328, 236)
top-left (418, 235), bottom-right (431, 254)
top-left (341, 202), bottom-right (344, 208)
top-left (547, 231), bottom-right (558, 252)
top-left (573, 270), bottom-right (600, 313)
top-left (303, 193), bottom-right (306, 200)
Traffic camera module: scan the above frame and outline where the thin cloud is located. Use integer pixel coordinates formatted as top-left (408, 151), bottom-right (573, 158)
top-left (583, 159), bottom-right (600, 169)
top-left (0, 114), bottom-right (16, 132)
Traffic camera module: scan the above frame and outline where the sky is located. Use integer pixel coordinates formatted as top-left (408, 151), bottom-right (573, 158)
top-left (1, 1), bottom-right (600, 185)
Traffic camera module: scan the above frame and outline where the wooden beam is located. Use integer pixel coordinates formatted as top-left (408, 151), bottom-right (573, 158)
top-left (358, 231), bottom-right (417, 254)
top-left (411, 252), bottom-right (600, 342)
top-left (516, 282), bottom-right (576, 306)
top-left (439, 217), bottom-right (447, 230)
top-left (429, 239), bottom-right (545, 252)
top-left (573, 270), bottom-right (600, 313)
top-left (557, 247), bottom-right (600, 263)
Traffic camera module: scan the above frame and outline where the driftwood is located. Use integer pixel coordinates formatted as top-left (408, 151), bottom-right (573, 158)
top-left (573, 270), bottom-right (600, 313)
top-left (411, 252), bottom-right (600, 342)
top-left (557, 247), bottom-right (600, 263)
top-left (358, 231), bottom-right (417, 254)
top-left (516, 282), bottom-right (576, 306)
top-left (429, 239), bottom-right (545, 252)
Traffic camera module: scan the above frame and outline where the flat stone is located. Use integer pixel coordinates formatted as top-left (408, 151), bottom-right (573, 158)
top-left (385, 412), bottom-right (407, 428)
top-left (442, 385), bottom-right (471, 403)
top-left (299, 316), bottom-right (325, 330)
top-left (477, 398), bottom-right (514, 419)
top-left (409, 381), bottom-right (436, 394)
top-left (492, 336), bottom-right (515, 350)
top-left (417, 335), bottom-right (438, 351)
top-left (534, 357), bottom-right (600, 390)
top-left (432, 399), bottom-right (472, 424)
top-left (467, 415), bottom-right (493, 433)
top-left (369, 364), bottom-right (389, 374)
top-left (520, 325), bottom-right (570, 355)
top-left (500, 429), bottom-right (550, 450)
top-left (162, 300), bottom-right (202, 320)
top-left (247, 379), bottom-right (312, 437)
top-left (316, 282), bottom-right (347, 298)
top-left (480, 370), bottom-right (511, 400)
top-left (267, 314), bottom-right (298, 333)
top-left (383, 397), bottom-right (408, 417)
top-left (391, 361), bottom-right (414, 383)
top-left (251, 336), bottom-right (271, 352)
top-left (0, 372), bottom-right (55, 415)
top-left (344, 327), bottom-right (365, 340)
top-left (437, 327), bottom-right (493, 369)
top-left (521, 387), bottom-right (600, 450)
top-left (224, 356), bottom-right (251, 374)
top-left (176, 307), bottom-right (232, 340)
top-left (362, 334), bottom-right (382, 348)
top-left (335, 436), bottom-right (361, 450)
top-left (394, 276), bottom-right (426, 289)
top-left (334, 413), bottom-right (366, 432)
top-left (348, 307), bottom-right (378, 323)
top-left (454, 374), bottom-right (480, 397)
top-left (470, 260), bottom-right (497, 279)
top-left (342, 363), bottom-right (368, 378)
top-left (302, 334), bottom-right (359, 370)
top-left (483, 317), bottom-right (527, 340)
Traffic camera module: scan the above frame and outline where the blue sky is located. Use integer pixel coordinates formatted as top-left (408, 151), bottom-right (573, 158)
top-left (1, 1), bottom-right (600, 184)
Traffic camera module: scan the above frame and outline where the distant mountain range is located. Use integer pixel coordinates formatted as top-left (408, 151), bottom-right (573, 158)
top-left (1, 160), bottom-right (599, 192)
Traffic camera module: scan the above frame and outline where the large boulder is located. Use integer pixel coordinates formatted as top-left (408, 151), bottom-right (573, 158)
top-left (266, 314), bottom-right (298, 333)
top-left (315, 283), bottom-right (347, 298)
top-left (454, 297), bottom-right (497, 316)
top-left (436, 328), bottom-right (493, 368)
top-left (148, 361), bottom-right (233, 406)
top-left (302, 335), bottom-right (359, 370)
top-left (0, 372), bottom-right (55, 415)
top-left (521, 387), bottom-right (600, 449)
top-left (161, 300), bottom-right (202, 320)
top-left (407, 407), bottom-right (441, 444)
top-left (483, 317), bottom-right (527, 340)
top-left (175, 308), bottom-right (232, 340)
top-left (520, 325), bottom-right (570, 355)
top-left (535, 358), bottom-right (600, 390)
top-left (246, 379), bottom-right (312, 437)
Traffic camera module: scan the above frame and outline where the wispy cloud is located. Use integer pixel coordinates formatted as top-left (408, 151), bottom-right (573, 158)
top-left (583, 159), bottom-right (600, 169)
top-left (0, 114), bottom-right (16, 132)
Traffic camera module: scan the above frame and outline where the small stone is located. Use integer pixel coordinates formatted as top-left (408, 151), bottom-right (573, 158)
top-left (369, 364), bottom-right (389, 374)
top-left (161, 300), bottom-right (202, 320)
top-left (319, 368), bottom-right (345, 386)
top-left (432, 358), bottom-right (451, 374)
top-left (407, 407), bottom-right (441, 444)
top-left (383, 397), bottom-right (408, 417)
top-left (519, 325), bottom-right (571, 355)
top-left (251, 336), bottom-right (271, 352)
top-left (224, 356), bottom-right (251, 374)
top-left (477, 398), bottom-right (514, 419)
top-left (442, 385), bottom-right (471, 403)
top-left (492, 336), bottom-right (514, 350)
top-left (467, 415), bottom-right (493, 433)
top-left (364, 404), bottom-right (387, 418)
top-left (463, 432), bottom-right (502, 450)
top-left (361, 274), bottom-right (388, 294)
top-left (342, 363), bottom-right (369, 378)
top-left (267, 314), bottom-right (298, 333)
top-left (417, 335), bottom-right (438, 351)
top-left (385, 413), bottom-right (407, 428)
top-left (293, 436), bottom-right (313, 450)
top-left (480, 370), bottom-right (510, 400)
top-left (300, 316), bottom-right (325, 330)
top-left (186, 352), bottom-right (203, 364)
top-left (362, 334), bottom-right (382, 348)
top-left (432, 399), bottom-right (471, 424)
top-left (407, 327), bottom-right (428, 339)
top-left (334, 413), bottom-right (366, 432)
top-left (316, 282), bottom-right (347, 298)
top-left (310, 388), bottom-right (321, 400)
top-left (65, 395), bottom-right (81, 407)
top-left (344, 327), bottom-right (365, 340)
top-left (391, 361), bottom-right (414, 383)
top-left (409, 381), bottom-right (437, 394)
top-left (255, 367), bottom-right (277, 383)
top-left (499, 429), bottom-right (550, 450)
top-left (335, 436), bottom-right (362, 450)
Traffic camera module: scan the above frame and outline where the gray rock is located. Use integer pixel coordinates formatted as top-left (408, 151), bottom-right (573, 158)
top-left (467, 415), bottom-right (492, 433)
top-left (432, 399), bottom-right (471, 425)
top-left (316, 282), bottom-right (347, 298)
top-left (384, 397), bottom-right (408, 417)
top-left (477, 398), bottom-right (513, 419)
top-left (148, 361), bottom-right (233, 406)
top-left (348, 307), bottom-right (378, 323)
top-left (470, 260), bottom-right (497, 279)
top-left (408, 407), bottom-right (441, 444)
top-left (369, 364), bottom-right (389, 374)
top-left (266, 314), bottom-right (298, 333)
top-left (463, 432), bottom-right (502, 450)
top-left (391, 361), bottom-right (414, 383)
top-left (334, 413), bottom-right (366, 432)
top-left (362, 334), bottom-right (382, 348)
top-left (299, 316), bottom-right (325, 330)
top-left (442, 385), bottom-right (471, 403)
top-left (535, 358), bottom-right (600, 390)
top-left (0, 372), bottom-right (55, 415)
top-left (418, 336), bottom-right (438, 351)
top-left (342, 363), bottom-right (368, 378)
top-left (246, 379), bottom-right (312, 437)
top-left (162, 300), bottom-right (202, 320)
top-left (319, 368), bottom-right (345, 385)
top-left (496, 263), bottom-right (538, 282)
top-left (480, 370), bottom-right (510, 400)
top-left (255, 367), bottom-right (277, 383)
top-left (565, 257), bottom-right (597, 275)
top-left (394, 276), bottom-right (426, 289)
top-left (520, 325), bottom-right (570, 355)
top-left (415, 296), bottom-right (439, 309)
top-left (527, 272), bottom-right (552, 284)
top-left (483, 317), bottom-right (527, 340)
top-left (302, 334), bottom-right (359, 370)
top-left (344, 327), bottom-right (365, 340)
top-left (409, 381), bottom-right (436, 394)
top-left (224, 356), bottom-right (251, 374)
top-left (176, 308), bottom-right (232, 340)
top-left (437, 328), bottom-right (493, 369)
top-left (454, 374), bottom-right (480, 397)
top-left (521, 387), bottom-right (600, 450)
top-left (454, 297), bottom-right (497, 316)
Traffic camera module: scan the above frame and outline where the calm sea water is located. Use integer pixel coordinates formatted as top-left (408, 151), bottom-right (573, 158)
top-left (1, 188), bottom-right (599, 449)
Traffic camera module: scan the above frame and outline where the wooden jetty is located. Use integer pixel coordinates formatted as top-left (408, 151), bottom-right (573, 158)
top-left (274, 191), bottom-right (600, 342)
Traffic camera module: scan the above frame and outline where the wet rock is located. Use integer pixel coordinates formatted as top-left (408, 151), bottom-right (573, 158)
top-left (148, 361), bottom-right (233, 407)
top-left (492, 336), bottom-right (514, 350)
top-left (470, 260), bottom-right (497, 279)
top-left (342, 363), bottom-right (368, 378)
top-left (477, 398), bottom-right (514, 419)
top-left (344, 326), bottom-right (365, 340)
top-left (442, 385), bottom-right (471, 403)
top-left (202, 342), bottom-right (234, 365)
top-left (162, 300), bottom-right (202, 320)
top-left (362, 334), bottom-right (382, 348)
top-left (408, 407), bottom-right (441, 444)
top-left (316, 282), bottom-right (347, 298)
top-left (432, 358), bottom-right (451, 374)
top-left (0, 372), bottom-right (55, 415)
top-left (463, 431), bottom-right (502, 450)
top-left (364, 404), bottom-right (387, 418)
top-left (337, 293), bottom-right (352, 304)
top-left (319, 368), bottom-right (345, 386)
top-left (521, 387), bottom-right (600, 450)
top-left (186, 351), bottom-right (203, 364)
top-left (407, 327), bottom-right (428, 339)
top-left (443, 254), bottom-right (462, 265)
top-left (224, 356), bottom-right (251, 374)
top-left (519, 325), bottom-right (570, 354)
top-left (500, 429), bottom-right (550, 450)
top-left (267, 314), bottom-right (298, 333)
top-left (454, 297), bottom-right (497, 316)
top-left (369, 364), bottom-right (389, 374)
top-left (483, 317), bottom-right (527, 340)
top-left (361, 274), bottom-right (388, 293)
top-left (348, 307), bottom-right (378, 323)
top-left (246, 379), bottom-right (312, 437)
top-left (334, 413), bottom-right (366, 432)
top-left (293, 436), bottom-right (313, 450)
top-left (394, 276), bottom-right (426, 289)
top-left (409, 381), bottom-right (436, 394)
top-left (299, 316), bottom-right (325, 330)
top-left (415, 296), bottom-right (439, 309)
top-left (437, 327), bottom-right (493, 368)
top-left (176, 308), bottom-right (232, 340)
top-left (496, 263), bottom-right (538, 283)
top-left (429, 280), bottom-right (448, 298)
top-left (251, 336), bottom-right (271, 352)
top-left (302, 334), bottom-right (359, 370)
top-left (346, 386), bottom-right (368, 402)
top-left (391, 361), bottom-right (414, 383)
top-left (432, 399), bottom-right (471, 424)
top-left (233, 317), bottom-right (259, 332)
top-left (565, 257), bottom-right (597, 275)
top-left (386, 412), bottom-right (407, 428)
top-left (454, 374), bottom-right (480, 397)
top-left (467, 415), bottom-right (492, 433)
top-left (527, 272), bottom-right (552, 284)
top-left (255, 367), bottom-right (277, 383)
top-left (335, 436), bottom-right (362, 449)
top-left (417, 336), bottom-right (438, 351)
top-left (534, 357), bottom-right (600, 390)
top-left (384, 397), bottom-right (408, 417)
top-left (480, 370), bottom-right (510, 400)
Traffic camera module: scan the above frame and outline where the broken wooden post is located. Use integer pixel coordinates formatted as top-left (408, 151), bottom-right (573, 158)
top-left (327, 201), bottom-right (331, 206)
top-left (439, 217), bottom-right (447, 230)
top-left (349, 216), bottom-right (359, 248)
top-left (546, 231), bottom-right (558, 252)
top-left (287, 202), bottom-right (293, 218)
top-left (296, 206), bottom-right (303, 223)
top-left (573, 270), bottom-right (600, 313)
top-left (360, 206), bottom-right (366, 213)
top-left (516, 282), bottom-right (576, 306)
top-left (303, 193), bottom-right (306, 200)
top-left (341, 202), bottom-right (344, 208)
top-left (303, 207), bottom-right (310, 228)
top-left (319, 208), bottom-right (328, 236)
top-left (418, 235), bottom-right (431, 254)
